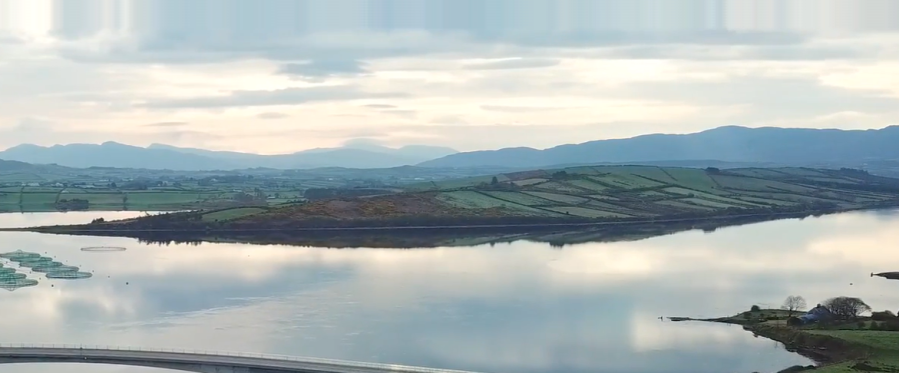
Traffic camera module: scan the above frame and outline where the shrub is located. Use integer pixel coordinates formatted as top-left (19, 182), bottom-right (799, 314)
top-left (750, 305), bottom-right (761, 312)
top-left (872, 310), bottom-right (896, 321)
top-left (857, 321), bottom-right (867, 328)
top-left (883, 321), bottom-right (899, 331)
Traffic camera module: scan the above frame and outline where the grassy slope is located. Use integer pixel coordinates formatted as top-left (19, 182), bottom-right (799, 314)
top-left (207, 166), bottom-right (899, 224)
top-left (39, 165), bottom-right (899, 228)
top-left (384, 165), bottom-right (898, 219)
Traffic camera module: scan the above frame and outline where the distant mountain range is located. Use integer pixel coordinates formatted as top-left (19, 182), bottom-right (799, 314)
top-left (3, 125), bottom-right (899, 171)
top-left (419, 125), bottom-right (899, 168)
top-left (0, 142), bottom-right (458, 170)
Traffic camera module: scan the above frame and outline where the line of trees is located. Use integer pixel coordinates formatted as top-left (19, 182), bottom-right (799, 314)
top-left (781, 295), bottom-right (873, 320)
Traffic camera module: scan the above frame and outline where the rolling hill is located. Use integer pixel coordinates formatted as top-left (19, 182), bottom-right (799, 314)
top-left (35, 165), bottom-right (899, 232)
top-left (0, 142), bottom-right (458, 170)
top-left (419, 126), bottom-right (899, 168)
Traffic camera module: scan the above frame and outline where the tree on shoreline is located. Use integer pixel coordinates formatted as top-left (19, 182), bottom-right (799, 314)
top-left (782, 295), bottom-right (807, 317)
top-left (823, 296), bottom-right (871, 320)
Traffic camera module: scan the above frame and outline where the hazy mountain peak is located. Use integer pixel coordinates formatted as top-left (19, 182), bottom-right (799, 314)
top-left (419, 125), bottom-right (899, 168)
top-left (0, 140), bottom-right (458, 170)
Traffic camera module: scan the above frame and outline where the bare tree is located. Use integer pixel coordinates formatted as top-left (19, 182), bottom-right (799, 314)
top-left (823, 296), bottom-right (871, 320)
top-left (782, 295), bottom-right (807, 317)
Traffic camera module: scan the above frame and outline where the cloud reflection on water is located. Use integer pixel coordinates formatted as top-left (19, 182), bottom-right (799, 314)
top-left (3, 210), bottom-right (898, 372)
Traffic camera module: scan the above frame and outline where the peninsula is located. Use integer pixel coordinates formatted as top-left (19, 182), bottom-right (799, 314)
top-left (672, 296), bottom-right (899, 373)
top-left (15, 165), bottom-right (899, 237)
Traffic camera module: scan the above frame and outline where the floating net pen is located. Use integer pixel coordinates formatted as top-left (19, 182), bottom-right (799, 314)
top-left (0, 272), bottom-right (26, 280)
top-left (38, 265), bottom-right (81, 274)
top-left (0, 251), bottom-right (41, 260)
top-left (46, 272), bottom-right (93, 279)
top-left (0, 278), bottom-right (39, 289)
top-left (31, 262), bottom-right (65, 271)
top-left (16, 257), bottom-right (55, 267)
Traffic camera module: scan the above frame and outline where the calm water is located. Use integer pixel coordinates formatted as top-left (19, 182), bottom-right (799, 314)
top-left (3, 210), bottom-right (899, 373)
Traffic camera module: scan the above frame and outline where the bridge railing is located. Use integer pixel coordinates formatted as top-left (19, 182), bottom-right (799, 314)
top-left (0, 343), bottom-right (477, 373)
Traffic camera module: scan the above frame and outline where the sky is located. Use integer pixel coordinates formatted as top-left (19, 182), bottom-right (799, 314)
top-left (1, 0), bottom-right (899, 154)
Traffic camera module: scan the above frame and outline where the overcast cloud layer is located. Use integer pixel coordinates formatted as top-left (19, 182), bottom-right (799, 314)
top-left (1, 0), bottom-right (899, 154)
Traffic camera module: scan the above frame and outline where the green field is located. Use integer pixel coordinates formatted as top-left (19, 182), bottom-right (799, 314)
top-left (0, 187), bottom-right (301, 212)
top-left (523, 191), bottom-right (590, 204)
top-left (482, 191), bottom-right (556, 206)
top-left (545, 206), bottom-right (631, 218)
top-left (436, 191), bottom-right (556, 216)
top-left (589, 173), bottom-right (666, 189)
top-left (391, 165), bottom-right (899, 221)
top-left (565, 179), bottom-right (609, 192)
top-left (7, 164), bottom-right (899, 222)
top-left (533, 181), bottom-right (588, 194)
top-left (202, 207), bottom-right (267, 222)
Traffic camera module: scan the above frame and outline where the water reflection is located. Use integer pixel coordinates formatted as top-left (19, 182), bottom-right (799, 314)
top-left (5, 210), bottom-right (899, 372)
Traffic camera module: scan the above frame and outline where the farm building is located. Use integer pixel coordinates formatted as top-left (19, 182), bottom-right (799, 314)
top-left (795, 304), bottom-right (834, 324)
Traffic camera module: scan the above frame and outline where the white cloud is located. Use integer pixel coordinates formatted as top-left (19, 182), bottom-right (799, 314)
top-left (140, 85), bottom-right (409, 109)
top-left (0, 1), bottom-right (898, 153)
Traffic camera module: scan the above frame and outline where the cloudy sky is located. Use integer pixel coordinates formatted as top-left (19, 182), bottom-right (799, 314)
top-left (1, 0), bottom-right (899, 154)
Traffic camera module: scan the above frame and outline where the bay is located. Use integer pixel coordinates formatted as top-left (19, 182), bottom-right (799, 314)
top-left (3, 210), bottom-right (897, 373)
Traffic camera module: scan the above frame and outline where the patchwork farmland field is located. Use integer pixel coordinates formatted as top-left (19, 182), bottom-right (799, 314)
top-left (197, 165), bottom-right (899, 226)
top-left (64, 165), bottom-right (899, 231)
top-left (385, 165), bottom-right (899, 222)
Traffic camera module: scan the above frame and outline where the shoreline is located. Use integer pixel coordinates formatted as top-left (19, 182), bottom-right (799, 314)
top-left (0, 206), bottom-right (870, 234)
top-left (670, 310), bottom-right (893, 372)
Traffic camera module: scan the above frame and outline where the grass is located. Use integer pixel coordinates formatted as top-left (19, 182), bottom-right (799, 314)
top-left (655, 200), bottom-right (716, 211)
top-left (710, 174), bottom-right (821, 194)
top-left (589, 173), bottom-right (665, 189)
top-left (512, 178), bottom-right (547, 186)
top-left (662, 168), bottom-right (720, 192)
top-left (545, 206), bottom-right (632, 218)
top-left (586, 194), bottom-right (620, 201)
top-left (20, 193), bottom-right (58, 205)
top-left (565, 179), bottom-right (610, 192)
top-left (436, 191), bottom-right (554, 216)
top-left (28, 165), bottom-right (899, 231)
top-left (482, 191), bottom-right (557, 206)
top-left (732, 196), bottom-right (800, 206)
top-left (533, 181), bottom-right (589, 194)
top-left (202, 207), bottom-right (267, 222)
top-left (62, 192), bottom-right (125, 205)
top-left (395, 165), bottom-right (899, 223)
top-left (663, 187), bottom-right (762, 206)
top-left (808, 330), bottom-right (899, 350)
top-left (678, 307), bottom-right (899, 373)
top-left (522, 191), bottom-right (590, 204)
top-left (682, 197), bottom-right (743, 209)
top-left (0, 187), bottom-right (292, 212)
top-left (608, 166), bottom-right (679, 184)
top-left (635, 190), bottom-right (671, 198)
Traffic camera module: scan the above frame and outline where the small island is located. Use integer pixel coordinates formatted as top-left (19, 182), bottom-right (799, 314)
top-left (672, 295), bottom-right (899, 372)
top-left (11, 165), bottom-right (899, 238)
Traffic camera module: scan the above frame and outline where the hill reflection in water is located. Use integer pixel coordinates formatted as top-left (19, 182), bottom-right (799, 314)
top-left (104, 213), bottom-right (829, 249)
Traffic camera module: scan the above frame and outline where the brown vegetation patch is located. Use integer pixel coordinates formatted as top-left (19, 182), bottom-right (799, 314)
top-left (235, 192), bottom-right (517, 222)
